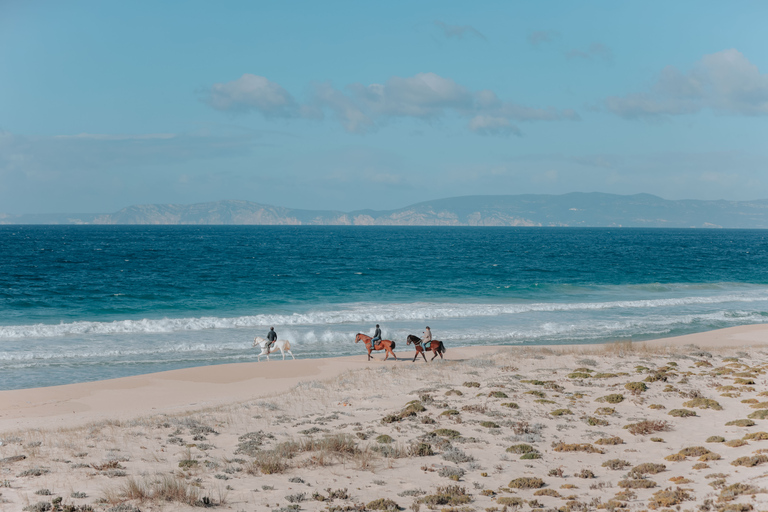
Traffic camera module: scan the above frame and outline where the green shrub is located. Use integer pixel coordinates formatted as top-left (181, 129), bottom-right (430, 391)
top-left (595, 436), bottom-right (623, 446)
top-left (488, 391), bottom-right (508, 398)
top-left (625, 382), bottom-right (648, 395)
top-left (550, 409), bottom-right (573, 416)
top-left (668, 409), bottom-right (697, 417)
top-left (432, 429), bottom-right (461, 438)
top-left (706, 436), bottom-right (725, 443)
top-left (598, 394), bottom-right (625, 404)
top-left (726, 419), bottom-right (756, 427)
top-left (748, 410), bottom-right (768, 420)
top-left (501, 402), bottom-right (519, 409)
top-left (506, 444), bottom-right (536, 454)
top-left (683, 398), bottom-right (723, 410)
top-left (480, 421), bottom-right (500, 428)
top-left (520, 452), bottom-right (541, 460)
top-left (508, 477), bottom-right (545, 489)
top-left (463, 381), bottom-right (480, 388)
top-left (376, 434), bottom-right (393, 444)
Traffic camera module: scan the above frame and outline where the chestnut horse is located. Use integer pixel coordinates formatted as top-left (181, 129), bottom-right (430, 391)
top-left (406, 334), bottom-right (446, 362)
top-left (355, 333), bottom-right (397, 361)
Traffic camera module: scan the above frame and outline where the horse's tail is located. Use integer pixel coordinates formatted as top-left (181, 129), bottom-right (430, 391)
top-left (440, 341), bottom-right (446, 353)
top-left (285, 340), bottom-right (291, 351)
top-left (391, 341), bottom-right (396, 351)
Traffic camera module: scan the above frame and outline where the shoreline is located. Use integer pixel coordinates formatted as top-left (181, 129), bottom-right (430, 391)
top-left (2, 323), bottom-right (766, 433)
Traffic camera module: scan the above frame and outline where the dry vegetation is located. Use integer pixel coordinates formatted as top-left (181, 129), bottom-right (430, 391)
top-left (1, 342), bottom-right (768, 511)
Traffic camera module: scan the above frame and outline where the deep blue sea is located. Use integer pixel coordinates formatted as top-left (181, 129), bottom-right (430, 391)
top-left (2, 225), bottom-right (768, 390)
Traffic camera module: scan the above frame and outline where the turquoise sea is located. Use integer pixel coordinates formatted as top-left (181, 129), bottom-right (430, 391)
top-left (1, 226), bottom-right (768, 390)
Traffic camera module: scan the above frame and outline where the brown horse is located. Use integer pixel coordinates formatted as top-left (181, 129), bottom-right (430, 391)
top-left (355, 333), bottom-right (397, 361)
top-left (407, 334), bottom-right (446, 362)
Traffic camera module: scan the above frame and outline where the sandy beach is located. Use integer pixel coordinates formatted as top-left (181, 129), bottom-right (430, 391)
top-left (2, 325), bottom-right (768, 511)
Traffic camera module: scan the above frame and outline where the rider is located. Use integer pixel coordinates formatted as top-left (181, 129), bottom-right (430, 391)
top-left (422, 326), bottom-right (432, 350)
top-left (266, 327), bottom-right (277, 351)
top-left (371, 324), bottom-right (382, 349)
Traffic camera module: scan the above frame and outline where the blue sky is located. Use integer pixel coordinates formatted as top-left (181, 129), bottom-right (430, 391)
top-left (1, 1), bottom-right (767, 214)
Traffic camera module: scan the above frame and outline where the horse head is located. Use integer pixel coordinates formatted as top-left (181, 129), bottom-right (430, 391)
top-left (253, 336), bottom-right (265, 348)
top-left (354, 333), bottom-right (361, 343)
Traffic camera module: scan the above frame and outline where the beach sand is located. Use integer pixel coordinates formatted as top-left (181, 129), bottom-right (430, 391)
top-left (1, 324), bottom-right (768, 511)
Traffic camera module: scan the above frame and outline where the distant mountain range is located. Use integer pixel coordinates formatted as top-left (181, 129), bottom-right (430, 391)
top-left (3, 193), bottom-right (768, 228)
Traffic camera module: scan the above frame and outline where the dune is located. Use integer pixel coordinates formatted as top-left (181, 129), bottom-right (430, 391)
top-left (1, 325), bottom-right (767, 511)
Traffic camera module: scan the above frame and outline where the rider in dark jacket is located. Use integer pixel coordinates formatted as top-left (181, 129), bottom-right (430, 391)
top-left (371, 324), bottom-right (381, 347)
top-left (267, 327), bottom-right (277, 350)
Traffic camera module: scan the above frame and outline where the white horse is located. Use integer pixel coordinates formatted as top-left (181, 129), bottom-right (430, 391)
top-left (253, 336), bottom-right (295, 361)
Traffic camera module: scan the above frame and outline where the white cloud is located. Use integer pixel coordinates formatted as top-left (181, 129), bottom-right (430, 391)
top-left (205, 72), bottom-right (578, 135)
top-left (607, 49), bottom-right (768, 119)
top-left (566, 42), bottom-right (613, 63)
top-left (433, 20), bottom-right (486, 40)
top-left (54, 133), bottom-right (176, 141)
top-left (206, 74), bottom-right (299, 116)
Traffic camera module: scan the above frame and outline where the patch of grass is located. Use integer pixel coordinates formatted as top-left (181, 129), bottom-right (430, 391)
top-left (668, 409), bottom-right (697, 417)
top-left (749, 402), bottom-right (768, 409)
top-left (568, 372), bottom-right (592, 379)
top-left (508, 477), bottom-right (545, 489)
top-left (650, 437), bottom-right (664, 442)
top-left (726, 419), bottom-right (756, 427)
top-left (743, 431), bottom-right (768, 440)
top-left (602, 459), bottom-right (631, 470)
top-left (445, 389), bottom-right (463, 396)
top-left (438, 466), bottom-right (465, 481)
top-left (595, 436), bottom-right (623, 446)
top-left (718, 483), bottom-right (760, 502)
top-left (724, 439), bottom-right (748, 448)
top-left (410, 443), bottom-right (434, 457)
top-left (550, 409), bottom-right (573, 416)
top-left (501, 402), bottom-right (519, 409)
top-left (597, 394), bottom-right (625, 404)
top-left (624, 420), bottom-right (672, 436)
top-left (748, 410), bottom-right (768, 420)
top-left (706, 436), bottom-right (726, 443)
top-left (624, 382), bottom-right (648, 395)
top-left (488, 391), bottom-right (508, 398)
top-left (576, 469), bottom-right (595, 479)
top-left (525, 390), bottom-right (546, 398)
top-left (366, 498), bottom-right (401, 511)
top-left (463, 381), bottom-right (480, 388)
top-left (506, 444), bottom-right (536, 454)
top-left (520, 452), bottom-right (542, 459)
top-left (586, 416), bottom-right (609, 427)
top-left (534, 488), bottom-right (560, 497)
top-left (432, 429), bottom-right (461, 439)
top-left (648, 487), bottom-right (692, 509)
top-left (618, 479), bottom-right (656, 489)
top-left (629, 463), bottom-right (666, 477)
top-left (730, 454), bottom-right (768, 467)
top-left (552, 442), bottom-right (604, 454)
top-left (496, 497), bottom-right (524, 506)
top-left (649, 404), bottom-right (666, 410)
top-left (440, 409), bottom-right (460, 417)
top-left (595, 407), bottom-right (615, 416)
top-left (419, 485), bottom-right (471, 506)
top-left (683, 398), bottom-right (723, 410)
top-left (376, 434), bottom-right (393, 444)
top-left (480, 421), bottom-right (500, 428)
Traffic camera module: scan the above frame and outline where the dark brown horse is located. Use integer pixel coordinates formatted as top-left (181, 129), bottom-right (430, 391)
top-left (355, 333), bottom-right (397, 361)
top-left (407, 335), bottom-right (446, 362)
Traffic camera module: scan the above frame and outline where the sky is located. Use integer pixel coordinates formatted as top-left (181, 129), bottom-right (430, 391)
top-left (1, 1), bottom-right (768, 214)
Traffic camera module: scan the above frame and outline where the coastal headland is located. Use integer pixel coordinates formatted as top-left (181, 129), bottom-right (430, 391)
top-left (1, 324), bottom-right (768, 511)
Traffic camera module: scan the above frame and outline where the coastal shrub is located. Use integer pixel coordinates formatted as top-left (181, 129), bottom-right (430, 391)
top-left (707, 435), bottom-right (726, 443)
top-left (748, 410), bottom-right (768, 420)
top-left (432, 429), bottom-right (461, 439)
top-left (669, 476), bottom-right (692, 484)
top-left (488, 391), bottom-right (508, 398)
top-left (595, 407), bottom-right (615, 416)
top-left (597, 394), bottom-right (625, 404)
top-left (552, 442), bottom-right (604, 454)
top-left (568, 372), bottom-right (592, 379)
top-left (535, 398), bottom-right (556, 404)
top-left (629, 463), bottom-right (666, 477)
top-left (520, 452), bottom-right (542, 459)
top-left (550, 409), bottom-right (573, 416)
top-left (668, 409), bottom-right (697, 417)
top-left (501, 402), bottom-right (519, 409)
top-left (445, 389), bottom-right (463, 396)
top-left (508, 477), bottom-right (545, 489)
top-left (648, 487), bottom-right (693, 509)
top-left (366, 498), bottom-right (401, 511)
top-left (649, 404), bottom-right (665, 409)
top-left (743, 431), bottom-right (768, 440)
top-left (664, 453), bottom-right (686, 462)
top-left (595, 436), bottom-right (623, 446)
top-left (625, 382), bottom-right (648, 395)
top-left (726, 419), bottom-right (756, 427)
top-left (534, 488), bottom-right (561, 497)
top-left (440, 410), bottom-right (460, 417)
top-left (480, 421), bottom-right (500, 428)
top-left (725, 439), bottom-right (748, 448)
top-left (441, 447), bottom-right (474, 464)
top-left (587, 416), bottom-right (609, 427)
top-left (602, 459), bottom-right (631, 470)
top-left (496, 497), bottom-right (524, 506)
top-left (730, 455), bottom-right (768, 467)
top-left (525, 390), bottom-right (546, 398)
top-left (376, 435), bottom-right (393, 444)
top-left (618, 479), bottom-right (656, 489)
top-left (576, 469), bottom-right (595, 479)
top-left (679, 446), bottom-right (712, 457)
top-left (438, 466), bottom-right (465, 481)
top-left (463, 382), bottom-right (480, 388)
top-left (683, 398), bottom-right (723, 410)
top-left (419, 485), bottom-right (471, 506)
top-left (734, 378), bottom-right (756, 385)
top-left (624, 420), bottom-right (672, 436)
top-left (506, 444), bottom-right (536, 454)
top-left (410, 443), bottom-right (434, 457)
top-left (749, 402), bottom-right (768, 409)
top-left (650, 437), bottom-right (664, 442)
top-left (421, 416), bottom-right (436, 425)
top-left (593, 372), bottom-right (619, 379)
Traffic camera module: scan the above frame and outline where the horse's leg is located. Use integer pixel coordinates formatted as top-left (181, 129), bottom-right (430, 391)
top-left (431, 350), bottom-right (439, 361)
top-left (280, 347), bottom-right (285, 360)
top-left (287, 350), bottom-right (295, 360)
top-left (421, 350), bottom-right (427, 362)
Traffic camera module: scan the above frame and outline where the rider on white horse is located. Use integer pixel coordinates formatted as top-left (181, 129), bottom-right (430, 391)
top-left (267, 327), bottom-right (277, 350)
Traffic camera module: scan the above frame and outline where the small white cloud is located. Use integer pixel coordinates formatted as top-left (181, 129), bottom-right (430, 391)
top-left (528, 30), bottom-right (558, 47)
top-left (206, 74), bottom-right (298, 116)
top-left (434, 20), bottom-right (486, 40)
top-left (468, 116), bottom-right (521, 136)
top-left (607, 49), bottom-right (768, 119)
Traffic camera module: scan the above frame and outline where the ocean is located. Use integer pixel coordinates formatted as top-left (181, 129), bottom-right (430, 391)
top-left (1, 225), bottom-right (767, 391)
